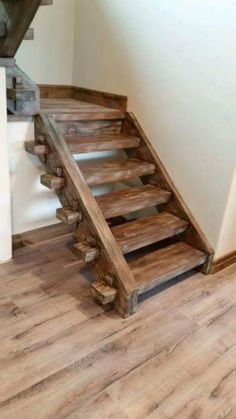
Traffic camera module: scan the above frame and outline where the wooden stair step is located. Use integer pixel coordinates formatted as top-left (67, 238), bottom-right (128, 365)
top-left (111, 212), bottom-right (188, 254)
top-left (96, 185), bottom-right (172, 219)
top-left (81, 159), bottom-right (156, 187)
top-left (65, 134), bottom-right (140, 154)
top-left (130, 242), bottom-right (208, 295)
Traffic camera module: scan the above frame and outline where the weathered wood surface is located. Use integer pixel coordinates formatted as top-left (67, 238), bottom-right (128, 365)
top-left (56, 208), bottom-right (82, 225)
top-left (130, 241), bottom-right (207, 294)
top-left (96, 185), bottom-right (171, 219)
top-left (111, 212), bottom-right (188, 254)
top-left (0, 239), bottom-right (235, 418)
top-left (40, 98), bottom-right (125, 121)
top-left (39, 84), bottom-right (128, 112)
top-left (35, 113), bottom-right (138, 317)
top-left (6, 64), bottom-right (40, 116)
top-left (210, 250), bottom-right (236, 274)
top-left (123, 112), bottom-right (214, 271)
top-left (81, 159), bottom-right (155, 187)
top-left (0, 0), bottom-right (42, 57)
top-left (65, 133), bottom-right (140, 154)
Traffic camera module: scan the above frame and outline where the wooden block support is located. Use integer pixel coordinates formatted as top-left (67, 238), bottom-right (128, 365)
top-left (25, 141), bottom-right (49, 156)
top-left (40, 174), bottom-right (65, 190)
top-left (56, 208), bottom-right (82, 225)
top-left (91, 281), bottom-right (117, 305)
top-left (73, 242), bottom-right (99, 263)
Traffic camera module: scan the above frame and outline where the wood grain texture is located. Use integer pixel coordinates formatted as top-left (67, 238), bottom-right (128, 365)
top-left (130, 241), bottom-right (207, 294)
top-left (0, 0), bottom-right (42, 57)
top-left (123, 112), bottom-right (214, 272)
top-left (81, 159), bottom-right (155, 187)
top-left (41, 98), bottom-right (125, 121)
top-left (35, 113), bottom-right (138, 317)
top-left (65, 133), bottom-right (140, 154)
top-left (111, 212), bottom-right (188, 254)
top-left (38, 84), bottom-right (128, 112)
top-left (0, 239), bottom-right (235, 419)
top-left (210, 250), bottom-right (236, 274)
top-left (96, 185), bottom-right (172, 219)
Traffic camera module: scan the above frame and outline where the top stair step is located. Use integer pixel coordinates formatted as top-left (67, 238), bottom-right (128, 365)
top-left (96, 185), bottom-right (172, 219)
top-left (111, 212), bottom-right (188, 254)
top-left (81, 159), bottom-right (155, 187)
top-left (65, 134), bottom-right (140, 153)
top-left (40, 98), bottom-right (125, 121)
top-left (129, 241), bottom-right (208, 295)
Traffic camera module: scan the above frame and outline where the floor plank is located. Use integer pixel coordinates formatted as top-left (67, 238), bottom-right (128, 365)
top-left (0, 239), bottom-right (235, 418)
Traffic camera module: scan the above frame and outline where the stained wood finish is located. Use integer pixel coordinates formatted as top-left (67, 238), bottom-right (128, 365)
top-left (81, 159), bottom-right (155, 187)
top-left (111, 212), bottom-right (188, 254)
top-left (35, 113), bottom-right (138, 317)
top-left (0, 0), bottom-right (42, 57)
top-left (40, 174), bottom-right (65, 190)
top-left (40, 98), bottom-right (125, 121)
top-left (73, 86), bottom-right (128, 112)
top-left (130, 241), bottom-right (207, 294)
top-left (65, 133), bottom-right (140, 154)
top-left (91, 281), bottom-right (117, 305)
top-left (56, 208), bottom-right (82, 225)
top-left (25, 141), bottom-right (49, 156)
top-left (39, 84), bottom-right (128, 112)
top-left (123, 112), bottom-right (214, 271)
top-left (210, 250), bottom-right (236, 274)
top-left (0, 239), bottom-right (235, 418)
top-left (96, 185), bottom-right (172, 219)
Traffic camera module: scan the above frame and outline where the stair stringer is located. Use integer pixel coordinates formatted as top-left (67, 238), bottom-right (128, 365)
top-left (34, 112), bottom-right (139, 318)
top-left (0, 0), bottom-right (42, 57)
top-left (122, 112), bottom-right (214, 273)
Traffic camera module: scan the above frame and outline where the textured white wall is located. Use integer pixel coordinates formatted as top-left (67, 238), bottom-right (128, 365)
top-left (0, 68), bottom-right (12, 262)
top-left (16, 0), bottom-right (76, 84)
top-left (73, 0), bottom-right (236, 257)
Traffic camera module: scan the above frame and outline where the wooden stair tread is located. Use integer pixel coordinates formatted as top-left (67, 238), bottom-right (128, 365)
top-left (40, 98), bottom-right (125, 121)
top-left (130, 242), bottom-right (208, 294)
top-left (65, 134), bottom-right (140, 153)
top-left (96, 185), bottom-right (171, 219)
top-left (111, 212), bottom-right (188, 254)
top-left (81, 159), bottom-right (156, 187)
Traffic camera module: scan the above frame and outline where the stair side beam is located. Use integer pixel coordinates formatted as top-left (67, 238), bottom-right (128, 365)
top-left (122, 112), bottom-right (214, 273)
top-left (35, 113), bottom-right (138, 317)
top-left (0, 0), bottom-right (42, 58)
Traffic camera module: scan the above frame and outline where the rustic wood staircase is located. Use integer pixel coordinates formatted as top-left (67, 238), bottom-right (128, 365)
top-left (1, 1), bottom-right (214, 316)
top-left (25, 97), bottom-right (213, 317)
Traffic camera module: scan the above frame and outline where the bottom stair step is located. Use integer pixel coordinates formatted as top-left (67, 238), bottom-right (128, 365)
top-left (129, 242), bottom-right (207, 295)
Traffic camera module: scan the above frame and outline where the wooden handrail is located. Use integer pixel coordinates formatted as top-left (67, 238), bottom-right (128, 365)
top-left (35, 113), bottom-right (138, 317)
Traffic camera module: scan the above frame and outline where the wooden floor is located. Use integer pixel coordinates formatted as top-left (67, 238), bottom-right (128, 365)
top-left (0, 236), bottom-right (236, 418)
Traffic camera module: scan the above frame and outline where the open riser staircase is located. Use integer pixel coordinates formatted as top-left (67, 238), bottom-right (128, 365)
top-left (2, 1), bottom-right (214, 316)
top-left (25, 103), bottom-right (213, 317)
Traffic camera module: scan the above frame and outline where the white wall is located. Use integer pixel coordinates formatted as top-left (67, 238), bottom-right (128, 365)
top-left (16, 0), bottom-right (76, 84)
top-left (216, 164), bottom-right (236, 258)
top-left (0, 68), bottom-right (12, 262)
top-left (8, 121), bottom-right (60, 234)
top-left (73, 0), bottom-right (236, 257)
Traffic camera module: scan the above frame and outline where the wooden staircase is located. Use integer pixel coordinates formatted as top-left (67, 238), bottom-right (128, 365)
top-left (25, 95), bottom-right (213, 317)
top-left (2, 1), bottom-right (214, 316)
